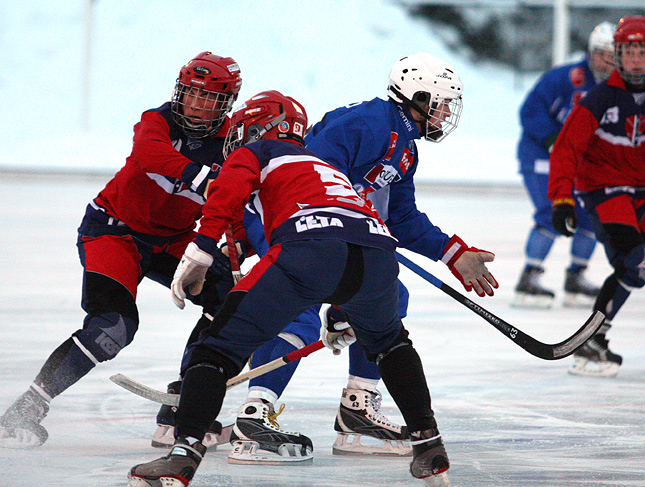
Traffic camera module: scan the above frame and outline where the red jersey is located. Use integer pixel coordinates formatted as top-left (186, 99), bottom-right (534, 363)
top-left (196, 140), bottom-right (396, 253)
top-left (549, 71), bottom-right (645, 203)
top-left (94, 102), bottom-right (230, 237)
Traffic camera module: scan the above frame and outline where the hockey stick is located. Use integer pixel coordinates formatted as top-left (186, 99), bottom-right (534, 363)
top-left (395, 251), bottom-right (605, 360)
top-left (110, 340), bottom-right (326, 406)
top-left (225, 224), bottom-right (242, 284)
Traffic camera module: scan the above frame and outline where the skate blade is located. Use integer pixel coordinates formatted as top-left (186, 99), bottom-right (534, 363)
top-left (151, 424), bottom-right (174, 449)
top-left (563, 292), bottom-right (596, 308)
top-left (422, 471), bottom-right (451, 487)
top-left (203, 423), bottom-right (233, 448)
top-left (568, 358), bottom-right (620, 378)
top-left (228, 441), bottom-right (313, 465)
top-left (332, 433), bottom-right (412, 457)
top-left (0, 426), bottom-right (47, 449)
top-left (510, 293), bottom-right (553, 309)
top-left (128, 474), bottom-right (186, 487)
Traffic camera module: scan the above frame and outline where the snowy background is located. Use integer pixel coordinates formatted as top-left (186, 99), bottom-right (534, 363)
top-left (0, 0), bottom-right (546, 185)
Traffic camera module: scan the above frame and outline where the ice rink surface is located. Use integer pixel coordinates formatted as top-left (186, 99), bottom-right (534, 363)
top-left (1, 174), bottom-right (643, 487)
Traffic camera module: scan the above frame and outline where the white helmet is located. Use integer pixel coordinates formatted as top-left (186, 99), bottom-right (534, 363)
top-left (588, 22), bottom-right (616, 82)
top-left (388, 53), bottom-right (463, 143)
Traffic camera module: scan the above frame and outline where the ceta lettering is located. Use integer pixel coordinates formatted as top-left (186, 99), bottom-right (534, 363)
top-left (295, 215), bottom-right (344, 232)
top-left (366, 219), bottom-right (392, 236)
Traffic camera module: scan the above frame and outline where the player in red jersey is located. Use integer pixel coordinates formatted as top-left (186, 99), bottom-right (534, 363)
top-left (549, 16), bottom-right (645, 378)
top-left (0, 52), bottom-right (242, 448)
top-left (129, 90), bottom-right (454, 487)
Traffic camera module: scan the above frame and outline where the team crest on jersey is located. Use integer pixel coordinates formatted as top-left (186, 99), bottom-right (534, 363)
top-left (569, 67), bottom-right (586, 88)
top-left (364, 163), bottom-right (401, 187)
top-left (600, 106), bottom-right (619, 125)
top-left (626, 114), bottom-right (645, 145)
top-left (399, 148), bottom-right (412, 173)
top-left (187, 140), bottom-right (203, 150)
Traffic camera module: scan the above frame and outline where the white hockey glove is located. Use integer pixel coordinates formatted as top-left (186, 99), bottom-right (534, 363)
top-left (320, 304), bottom-right (356, 355)
top-left (442, 234), bottom-right (498, 297)
top-left (171, 242), bottom-right (214, 309)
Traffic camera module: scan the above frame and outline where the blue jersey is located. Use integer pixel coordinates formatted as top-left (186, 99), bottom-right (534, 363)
top-left (517, 58), bottom-right (598, 175)
top-left (305, 97), bottom-right (450, 261)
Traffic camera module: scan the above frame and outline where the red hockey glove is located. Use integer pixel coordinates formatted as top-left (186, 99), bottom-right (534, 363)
top-left (442, 235), bottom-right (498, 297)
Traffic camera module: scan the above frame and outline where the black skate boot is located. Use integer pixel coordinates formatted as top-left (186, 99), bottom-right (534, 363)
top-left (409, 428), bottom-right (450, 486)
top-left (333, 387), bottom-right (411, 456)
top-left (228, 399), bottom-right (313, 464)
top-left (563, 267), bottom-right (600, 307)
top-left (569, 332), bottom-right (622, 378)
top-left (151, 380), bottom-right (230, 449)
top-left (128, 436), bottom-right (206, 487)
top-left (511, 265), bottom-right (555, 308)
top-left (0, 386), bottom-right (50, 449)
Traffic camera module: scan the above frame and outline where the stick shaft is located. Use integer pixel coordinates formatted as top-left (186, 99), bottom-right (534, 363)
top-left (225, 225), bottom-right (242, 283)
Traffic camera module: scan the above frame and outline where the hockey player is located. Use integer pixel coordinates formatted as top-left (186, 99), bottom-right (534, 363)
top-left (513, 21), bottom-right (616, 308)
top-left (128, 89), bottom-right (495, 487)
top-left (151, 52), bottom-right (498, 463)
top-left (0, 52), bottom-right (242, 448)
top-left (548, 16), bottom-right (645, 377)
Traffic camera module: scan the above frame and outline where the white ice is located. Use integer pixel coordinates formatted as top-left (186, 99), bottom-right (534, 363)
top-left (1, 175), bottom-right (643, 487)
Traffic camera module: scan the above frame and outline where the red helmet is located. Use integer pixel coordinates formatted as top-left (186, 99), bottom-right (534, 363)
top-left (171, 52), bottom-right (242, 138)
top-left (613, 16), bottom-right (645, 87)
top-left (223, 90), bottom-right (308, 157)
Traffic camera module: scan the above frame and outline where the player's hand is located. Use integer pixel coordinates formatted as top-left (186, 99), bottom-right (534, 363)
top-left (171, 242), bottom-right (214, 309)
top-left (443, 235), bottom-right (498, 297)
top-left (552, 200), bottom-right (577, 237)
top-left (320, 304), bottom-right (356, 355)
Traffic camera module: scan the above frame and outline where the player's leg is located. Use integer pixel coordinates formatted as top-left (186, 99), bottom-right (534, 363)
top-left (564, 202), bottom-right (600, 307)
top-left (0, 232), bottom-right (143, 448)
top-left (333, 281), bottom-right (411, 456)
top-left (513, 171), bottom-right (556, 307)
top-left (570, 194), bottom-right (645, 377)
top-left (129, 240), bottom-right (349, 483)
top-left (340, 246), bottom-right (449, 486)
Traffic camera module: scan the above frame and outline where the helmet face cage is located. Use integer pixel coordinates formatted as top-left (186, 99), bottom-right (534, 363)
top-left (388, 53), bottom-right (464, 142)
top-left (614, 17), bottom-right (645, 87)
top-left (223, 91), bottom-right (307, 157)
top-left (588, 22), bottom-right (616, 82)
top-left (171, 82), bottom-right (235, 139)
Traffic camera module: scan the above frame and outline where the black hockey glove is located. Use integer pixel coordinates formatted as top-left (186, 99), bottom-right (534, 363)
top-left (551, 200), bottom-right (577, 237)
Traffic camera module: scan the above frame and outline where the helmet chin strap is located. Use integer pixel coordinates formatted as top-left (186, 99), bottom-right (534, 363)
top-left (246, 112), bottom-right (287, 144)
top-left (390, 86), bottom-right (443, 139)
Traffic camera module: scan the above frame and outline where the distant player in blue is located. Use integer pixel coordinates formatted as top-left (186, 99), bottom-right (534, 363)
top-left (218, 53), bottom-right (498, 465)
top-left (513, 22), bottom-right (616, 308)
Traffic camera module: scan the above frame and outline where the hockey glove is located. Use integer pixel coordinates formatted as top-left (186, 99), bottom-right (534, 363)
top-left (320, 304), bottom-right (356, 355)
top-left (551, 199), bottom-right (577, 237)
top-left (443, 234), bottom-right (498, 297)
top-left (171, 242), bottom-right (214, 309)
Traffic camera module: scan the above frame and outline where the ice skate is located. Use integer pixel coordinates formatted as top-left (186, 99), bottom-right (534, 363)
top-left (228, 399), bottom-right (313, 464)
top-left (151, 380), bottom-right (230, 449)
top-left (409, 428), bottom-right (450, 487)
top-left (128, 436), bottom-right (206, 487)
top-left (569, 333), bottom-right (622, 378)
top-left (0, 387), bottom-right (50, 449)
top-left (563, 268), bottom-right (600, 308)
top-left (511, 265), bottom-right (555, 308)
top-left (333, 387), bottom-right (411, 457)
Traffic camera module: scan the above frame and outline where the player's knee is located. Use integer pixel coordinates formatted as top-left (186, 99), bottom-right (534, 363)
top-left (74, 311), bottom-right (138, 363)
top-left (365, 327), bottom-right (412, 364)
top-left (619, 244), bottom-right (645, 289)
top-left (605, 223), bottom-right (642, 255)
top-left (186, 345), bottom-right (242, 380)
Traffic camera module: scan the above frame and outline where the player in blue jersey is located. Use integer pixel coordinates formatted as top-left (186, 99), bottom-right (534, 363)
top-left (205, 53), bottom-right (498, 464)
top-left (513, 22), bottom-right (616, 308)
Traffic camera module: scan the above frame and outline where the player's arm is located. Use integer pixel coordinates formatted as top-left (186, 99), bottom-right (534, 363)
top-left (520, 70), bottom-right (566, 150)
top-left (131, 110), bottom-right (218, 196)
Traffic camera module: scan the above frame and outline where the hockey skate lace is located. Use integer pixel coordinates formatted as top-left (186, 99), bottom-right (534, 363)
top-left (266, 403), bottom-right (286, 430)
top-left (367, 391), bottom-right (396, 428)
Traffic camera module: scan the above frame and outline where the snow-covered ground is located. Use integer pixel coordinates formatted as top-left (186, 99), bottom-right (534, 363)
top-left (1, 174), bottom-right (643, 487)
top-left (0, 0), bottom-right (540, 185)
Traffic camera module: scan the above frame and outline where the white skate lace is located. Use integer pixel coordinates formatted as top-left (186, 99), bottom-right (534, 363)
top-left (366, 391), bottom-right (397, 428)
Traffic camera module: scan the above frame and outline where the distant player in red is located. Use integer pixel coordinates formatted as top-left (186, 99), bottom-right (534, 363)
top-left (0, 52), bottom-right (243, 448)
top-left (129, 90), bottom-right (457, 487)
top-left (549, 16), bottom-right (645, 378)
